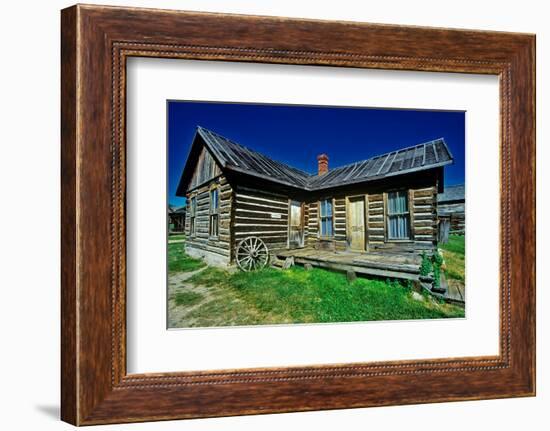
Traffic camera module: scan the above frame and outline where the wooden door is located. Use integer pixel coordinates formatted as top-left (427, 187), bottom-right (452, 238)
top-left (348, 197), bottom-right (366, 251)
top-left (288, 201), bottom-right (304, 248)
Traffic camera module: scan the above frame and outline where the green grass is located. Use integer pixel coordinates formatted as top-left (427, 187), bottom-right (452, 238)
top-left (179, 266), bottom-right (465, 327)
top-left (174, 290), bottom-right (203, 307)
top-left (168, 242), bottom-right (205, 273)
top-left (440, 234), bottom-right (465, 255)
top-left (439, 235), bottom-right (465, 282)
top-left (168, 233), bottom-right (186, 241)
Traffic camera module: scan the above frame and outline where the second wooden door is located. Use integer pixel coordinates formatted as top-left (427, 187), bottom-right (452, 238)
top-left (289, 201), bottom-right (304, 248)
top-left (348, 197), bottom-right (366, 251)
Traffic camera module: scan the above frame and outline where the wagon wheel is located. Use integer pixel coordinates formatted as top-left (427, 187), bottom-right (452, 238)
top-left (236, 236), bottom-right (269, 272)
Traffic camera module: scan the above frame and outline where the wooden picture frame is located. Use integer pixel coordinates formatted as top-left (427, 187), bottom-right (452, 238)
top-left (61, 4), bottom-right (535, 425)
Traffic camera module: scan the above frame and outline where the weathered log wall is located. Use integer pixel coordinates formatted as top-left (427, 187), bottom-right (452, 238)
top-left (438, 202), bottom-right (465, 234)
top-left (184, 175), bottom-right (232, 265)
top-left (307, 202), bottom-right (318, 248)
top-left (232, 186), bottom-right (289, 255)
top-left (366, 193), bottom-right (384, 247)
top-left (366, 186), bottom-right (438, 251)
top-left (334, 197), bottom-right (347, 251)
top-left (305, 185), bottom-right (439, 253)
top-left (410, 186), bottom-right (439, 248)
top-left (182, 166), bottom-right (441, 265)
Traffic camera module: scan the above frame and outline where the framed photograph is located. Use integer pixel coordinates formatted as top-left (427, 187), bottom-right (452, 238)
top-left (61, 4), bottom-right (535, 425)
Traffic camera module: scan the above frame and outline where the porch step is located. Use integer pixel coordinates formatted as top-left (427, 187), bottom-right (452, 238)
top-left (271, 258), bottom-right (284, 269)
top-left (271, 256), bottom-right (295, 270)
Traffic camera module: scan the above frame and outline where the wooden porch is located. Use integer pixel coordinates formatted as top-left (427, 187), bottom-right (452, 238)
top-left (276, 247), bottom-right (423, 281)
top-left (275, 247), bottom-right (465, 305)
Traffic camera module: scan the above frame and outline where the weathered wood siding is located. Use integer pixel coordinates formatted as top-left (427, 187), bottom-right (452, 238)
top-left (233, 186), bottom-right (289, 256)
top-left (306, 201), bottom-right (318, 248)
top-left (410, 186), bottom-right (438, 249)
top-left (367, 186), bottom-right (438, 251)
top-left (184, 175), bottom-right (232, 265)
top-left (438, 202), bottom-right (465, 234)
top-left (305, 195), bottom-right (345, 251)
top-left (188, 146), bottom-right (222, 190)
top-left (366, 193), bottom-right (385, 247)
top-left (305, 185), bottom-right (438, 253)
top-left (334, 197), bottom-right (347, 251)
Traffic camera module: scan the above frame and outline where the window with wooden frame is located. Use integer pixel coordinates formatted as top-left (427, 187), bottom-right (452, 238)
top-left (319, 198), bottom-right (333, 238)
top-left (386, 190), bottom-right (411, 240)
top-left (209, 187), bottom-right (219, 238)
top-left (189, 196), bottom-right (197, 236)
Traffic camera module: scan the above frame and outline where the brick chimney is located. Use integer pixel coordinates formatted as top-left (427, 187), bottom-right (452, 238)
top-left (317, 154), bottom-right (329, 176)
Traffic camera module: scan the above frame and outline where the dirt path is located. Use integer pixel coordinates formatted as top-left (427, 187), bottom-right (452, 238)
top-left (168, 267), bottom-right (225, 328)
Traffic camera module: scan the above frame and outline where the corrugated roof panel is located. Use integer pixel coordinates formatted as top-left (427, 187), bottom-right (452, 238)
top-left (424, 143), bottom-right (437, 165)
top-left (412, 145), bottom-right (424, 168)
top-left (351, 159), bottom-right (374, 179)
top-left (326, 164), bottom-right (357, 184)
top-left (365, 156), bottom-right (385, 177)
top-left (435, 139), bottom-right (451, 163)
top-left (400, 148), bottom-right (415, 171)
top-left (386, 151), bottom-right (405, 174)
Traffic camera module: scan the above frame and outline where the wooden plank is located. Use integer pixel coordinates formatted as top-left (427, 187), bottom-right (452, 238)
top-left (234, 225), bottom-right (288, 233)
top-left (413, 189), bottom-right (436, 198)
top-left (235, 216), bottom-right (288, 225)
top-left (235, 185), bottom-right (288, 199)
top-left (236, 202), bottom-right (288, 215)
top-left (292, 258), bottom-right (420, 281)
top-left (235, 193), bottom-right (289, 208)
top-left (369, 208), bottom-right (384, 215)
top-left (409, 189), bottom-right (415, 239)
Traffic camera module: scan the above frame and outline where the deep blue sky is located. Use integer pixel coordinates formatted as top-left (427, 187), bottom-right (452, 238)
top-left (168, 101), bottom-right (465, 207)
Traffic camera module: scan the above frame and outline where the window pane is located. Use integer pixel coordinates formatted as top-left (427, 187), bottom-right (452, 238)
top-left (388, 214), bottom-right (410, 239)
top-left (327, 219), bottom-right (333, 236)
top-left (388, 190), bottom-right (408, 215)
top-left (388, 192), bottom-right (395, 214)
top-left (320, 199), bottom-right (332, 217)
top-left (388, 215), bottom-right (395, 238)
top-left (399, 191), bottom-right (408, 212)
top-left (211, 189), bottom-right (218, 210)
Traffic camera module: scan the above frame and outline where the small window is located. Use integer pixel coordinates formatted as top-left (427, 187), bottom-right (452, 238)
top-left (319, 198), bottom-right (333, 237)
top-left (387, 190), bottom-right (411, 240)
top-left (189, 196), bottom-right (197, 236)
top-left (209, 188), bottom-right (219, 237)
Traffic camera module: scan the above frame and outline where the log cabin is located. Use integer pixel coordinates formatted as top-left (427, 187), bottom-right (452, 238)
top-left (175, 126), bottom-right (454, 282)
top-left (437, 184), bottom-right (465, 236)
top-left (168, 205), bottom-right (186, 233)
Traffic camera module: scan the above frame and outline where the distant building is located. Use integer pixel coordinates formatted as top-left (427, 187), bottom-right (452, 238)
top-left (168, 205), bottom-right (186, 233)
top-left (437, 184), bottom-right (465, 235)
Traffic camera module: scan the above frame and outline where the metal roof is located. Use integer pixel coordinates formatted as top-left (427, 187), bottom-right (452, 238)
top-left (196, 127), bottom-right (311, 188)
top-left (308, 138), bottom-right (453, 190)
top-left (438, 184), bottom-right (465, 203)
top-left (182, 126), bottom-right (453, 192)
top-left (168, 205), bottom-right (186, 214)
